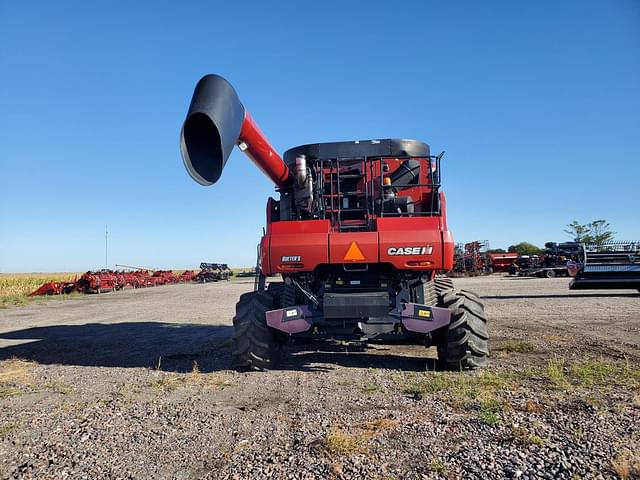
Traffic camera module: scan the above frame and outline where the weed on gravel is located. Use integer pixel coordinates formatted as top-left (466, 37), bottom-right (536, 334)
top-left (322, 416), bottom-right (398, 458)
top-left (0, 358), bottom-right (36, 397)
top-left (0, 422), bottom-right (18, 438)
top-left (401, 370), bottom-right (512, 405)
top-left (509, 425), bottom-right (546, 447)
top-left (496, 340), bottom-right (537, 354)
top-left (429, 458), bottom-right (447, 474)
top-left (148, 363), bottom-right (235, 393)
top-left (611, 447), bottom-right (640, 479)
top-left (323, 427), bottom-right (368, 456)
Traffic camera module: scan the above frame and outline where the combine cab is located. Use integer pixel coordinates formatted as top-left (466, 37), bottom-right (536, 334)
top-left (179, 74), bottom-right (489, 370)
top-left (569, 241), bottom-right (640, 291)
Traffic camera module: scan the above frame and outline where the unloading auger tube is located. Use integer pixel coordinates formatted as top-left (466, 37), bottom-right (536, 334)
top-left (180, 74), bottom-right (292, 188)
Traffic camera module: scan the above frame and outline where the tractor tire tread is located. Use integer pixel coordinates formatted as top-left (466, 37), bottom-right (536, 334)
top-left (436, 290), bottom-right (489, 370)
top-left (231, 291), bottom-right (281, 371)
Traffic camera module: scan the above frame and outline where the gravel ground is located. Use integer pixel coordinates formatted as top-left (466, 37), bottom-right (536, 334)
top-left (0, 276), bottom-right (639, 479)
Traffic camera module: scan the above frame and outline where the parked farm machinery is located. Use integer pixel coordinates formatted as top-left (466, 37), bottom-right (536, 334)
top-left (194, 263), bottom-right (232, 282)
top-left (568, 241), bottom-right (640, 290)
top-left (179, 73), bottom-right (489, 370)
top-left (511, 242), bottom-right (579, 278)
top-left (486, 252), bottom-right (519, 273)
top-left (29, 265), bottom-right (213, 297)
top-left (453, 240), bottom-right (490, 274)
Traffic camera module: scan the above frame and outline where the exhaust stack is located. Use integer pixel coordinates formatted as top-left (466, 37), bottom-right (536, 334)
top-left (180, 74), bottom-right (291, 188)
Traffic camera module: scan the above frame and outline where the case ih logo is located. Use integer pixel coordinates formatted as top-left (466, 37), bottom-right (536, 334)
top-left (387, 246), bottom-right (433, 256)
top-left (281, 255), bottom-right (301, 262)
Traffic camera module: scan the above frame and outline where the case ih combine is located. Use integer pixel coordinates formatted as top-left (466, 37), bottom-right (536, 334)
top-left (180, 74), bottom-right (488, 370)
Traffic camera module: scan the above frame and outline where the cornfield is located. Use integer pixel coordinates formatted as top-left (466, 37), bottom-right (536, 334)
top-left (0, 273), bottom-right (79, 308)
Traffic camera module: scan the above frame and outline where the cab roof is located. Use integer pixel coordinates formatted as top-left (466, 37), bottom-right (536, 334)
top-left (283, 139), bottom-right (430, 165)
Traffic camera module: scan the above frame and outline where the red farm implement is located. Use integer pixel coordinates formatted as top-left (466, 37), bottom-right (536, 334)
top-left (453, 240), bottom-right (490, 274)
top-left (28, 267), bottom-right (207, 297)
top-left (486, 252), bottom-right (519, 273)
top-left (28, 280), bottom-right (77, 297)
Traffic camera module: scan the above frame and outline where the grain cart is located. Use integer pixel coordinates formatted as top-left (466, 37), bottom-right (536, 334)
top-left (180, 74), bottom-right (489, 370)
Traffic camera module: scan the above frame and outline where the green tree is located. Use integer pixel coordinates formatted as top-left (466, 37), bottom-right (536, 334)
top-left (507, 242), bottom-right (543, 255)
top-left (564, 221), bottom-right (592, 243)
top-left (588, 219), bottom-right (615, 246)
top-left (564, 219), bottom-right (615, 246)
top-left (487, 248), bottom-right (507, 253)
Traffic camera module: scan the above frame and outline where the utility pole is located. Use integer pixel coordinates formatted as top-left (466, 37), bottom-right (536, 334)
top-left (105, 225), bottom-right (108, 270)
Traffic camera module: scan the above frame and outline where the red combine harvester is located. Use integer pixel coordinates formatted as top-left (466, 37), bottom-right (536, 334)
top-left (180, 74), bottom-right (489, 370)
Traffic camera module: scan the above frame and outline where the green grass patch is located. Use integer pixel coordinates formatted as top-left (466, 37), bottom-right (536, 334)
top-left (323, 427), bottom-right (367, 456)
top-left (478, 395), bottom-right (503, 427)
top-left (429, 459), bottom-right (446, 473)
top-left (148, 369), bottom-right (235, 392)
top-left (497, 340), bottom-right (536, 354)
top-left (546, 357), bottom-right (569, 388)
top-left (402, 371), bottom-right (512, 401)
top-left (0, 422), bottom-right (18, 438)
top-left (511, 425), bottom-right (546, 447)
top-left (361, 383), bottom-right (379, 393)
top-left (526, 357), bottom-right (640, 390)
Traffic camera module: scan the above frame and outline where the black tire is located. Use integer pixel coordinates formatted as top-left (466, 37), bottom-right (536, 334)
top-left (267, 281), bottom-right (298, 308)
top-left (434, 275), bottom-right (455, 296)
top-left (231, 291), bottom-right (282, 371)
top-left (436, 290), bottom-right (489, 370)
top-left (421, 280), bottom-right (438, 306)
top-left (266, 282), bottom-right (284, 304)
top-left (545, 269), bottom-right (556, 278)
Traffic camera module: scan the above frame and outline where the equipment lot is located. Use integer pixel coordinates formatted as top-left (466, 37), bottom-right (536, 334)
top-left (0, 277), bottom-right (638, 479)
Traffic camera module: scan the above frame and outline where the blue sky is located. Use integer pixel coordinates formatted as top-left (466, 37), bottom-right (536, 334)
top-left (0, 1), bottom-right (638, 272)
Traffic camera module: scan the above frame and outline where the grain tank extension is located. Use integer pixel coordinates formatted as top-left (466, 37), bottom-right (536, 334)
top-left (180, 74), bottom-right (489, 370)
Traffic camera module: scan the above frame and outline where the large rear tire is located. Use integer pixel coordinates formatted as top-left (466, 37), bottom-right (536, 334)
top-left (231, 291), bottom-right (282, 371)
top-left (434, 275), bottom-right (454, 296)
top-left (436, 289), bottom-right (489, 370)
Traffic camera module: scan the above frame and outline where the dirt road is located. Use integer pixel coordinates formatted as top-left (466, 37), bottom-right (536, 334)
top-left (0, 277), bottom-right (638, 479)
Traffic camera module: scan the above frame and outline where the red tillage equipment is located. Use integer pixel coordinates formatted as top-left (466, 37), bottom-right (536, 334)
top-left (178, 270), bottom-right (197, 282)
top-left (28, 268), bottom-right (198, 296)
top-left (75, 270), bottom-right (119, 294)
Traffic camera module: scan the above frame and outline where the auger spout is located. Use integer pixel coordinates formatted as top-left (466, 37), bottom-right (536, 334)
top-left (180, 74), bottom-right (291, 188)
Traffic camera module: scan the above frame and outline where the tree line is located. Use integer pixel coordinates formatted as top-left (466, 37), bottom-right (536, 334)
top-left (486, 220), bottom-right (615, 255)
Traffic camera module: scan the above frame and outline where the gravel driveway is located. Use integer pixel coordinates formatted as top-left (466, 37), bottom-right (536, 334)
top-left (0, 276), bottom-right (638, 479)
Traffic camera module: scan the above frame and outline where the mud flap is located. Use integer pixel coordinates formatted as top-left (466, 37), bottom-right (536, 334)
top-left (266, 306), bottom-right (313, 335)
top-left (401, 303), bottom-right (451, 334)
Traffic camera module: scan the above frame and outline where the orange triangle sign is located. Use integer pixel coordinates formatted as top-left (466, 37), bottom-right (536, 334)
top-left (343, 241), bottom-right (365, 261)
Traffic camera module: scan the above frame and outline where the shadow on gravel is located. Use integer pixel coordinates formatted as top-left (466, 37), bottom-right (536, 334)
top-left (0, 322), bottom-right (442, 373)
top-left (484, 293), bottom-right (639, 299)
top-left (0, 322), bottom-right (234, 373)
top-left (280, 343), bottom-right (439, 372)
